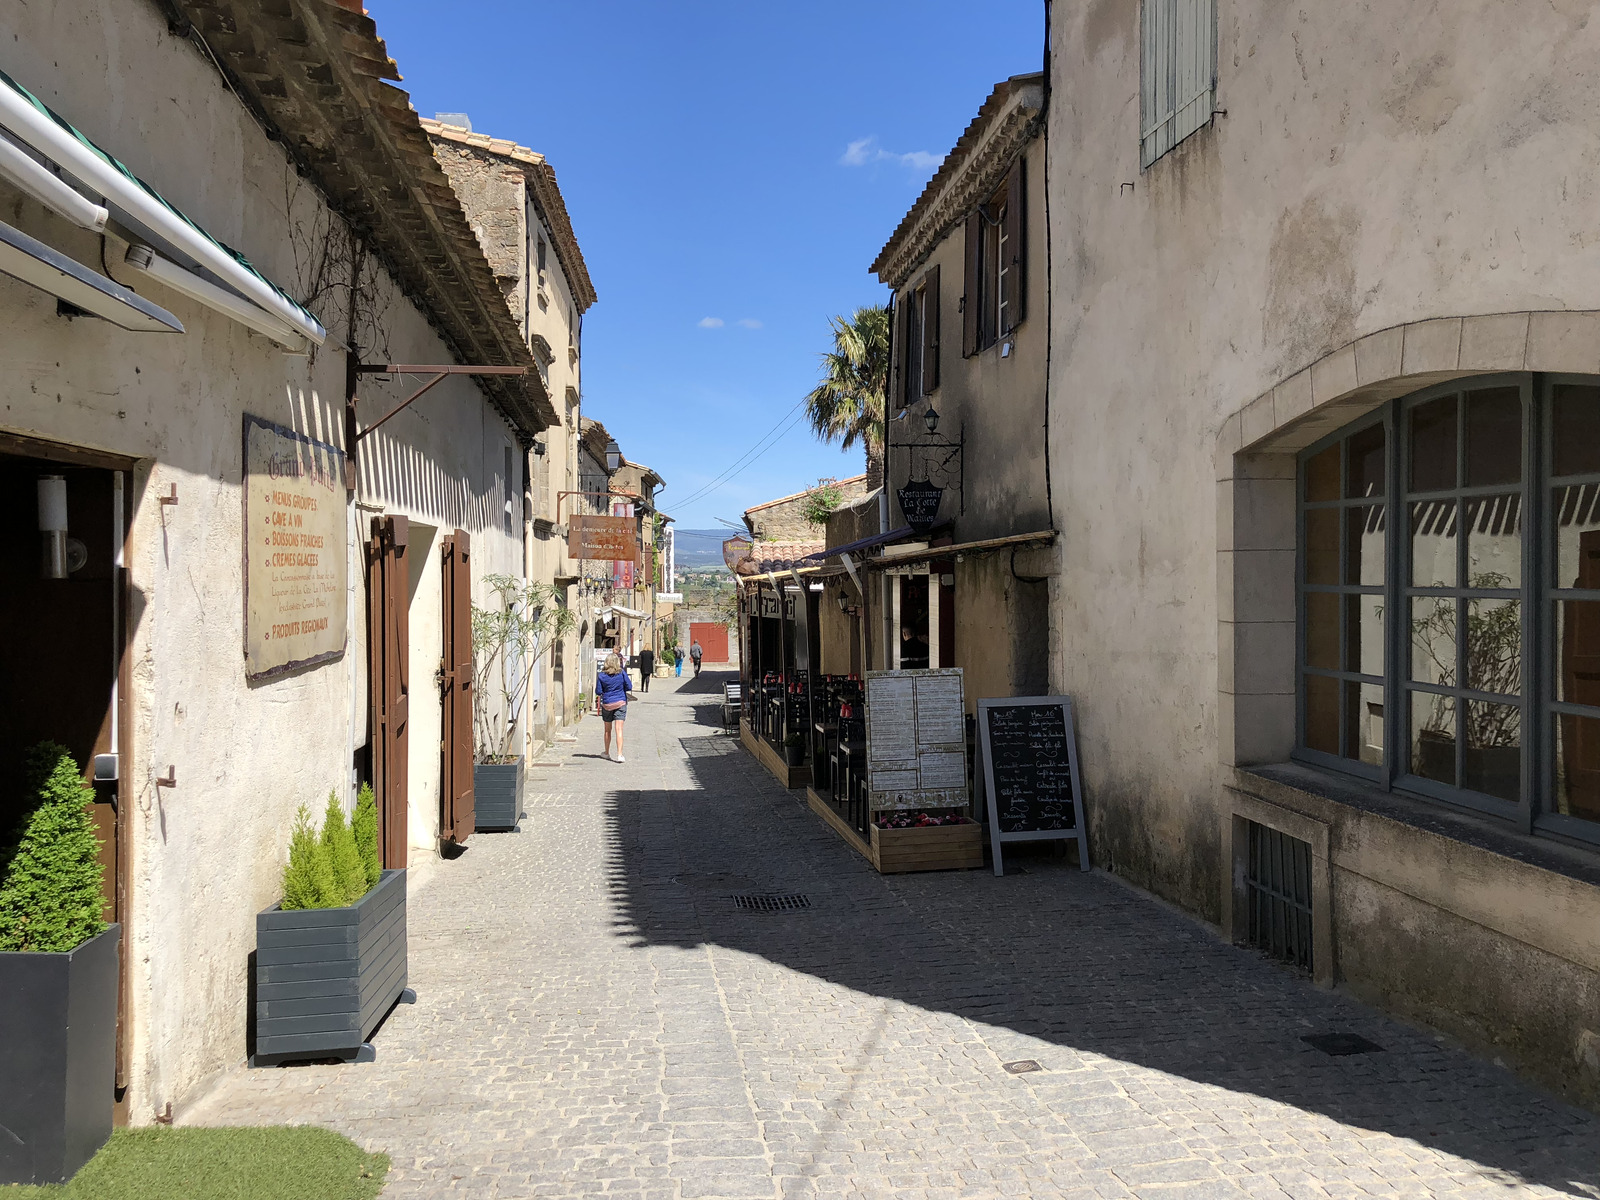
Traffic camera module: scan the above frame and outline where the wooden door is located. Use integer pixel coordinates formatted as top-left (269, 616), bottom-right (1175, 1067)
top-left (367, 516), bottom-right (410, 867)
top-left (440, 530), bottom-right (475, 844)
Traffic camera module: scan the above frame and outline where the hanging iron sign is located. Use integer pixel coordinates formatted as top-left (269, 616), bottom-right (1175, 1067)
top-left (896, 479), bottom-right (944, 532)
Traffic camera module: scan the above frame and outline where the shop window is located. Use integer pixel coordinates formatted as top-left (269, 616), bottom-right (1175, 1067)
top-left (1296, 374), bottom-right (1600, 845)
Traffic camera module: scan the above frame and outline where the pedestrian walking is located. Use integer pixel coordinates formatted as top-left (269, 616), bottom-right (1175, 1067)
top-left (690, 639), bottom-right (703, 677)
top-left (673, 647), bottom-right (683, 677)
top-left (593, 652), bottom-right (635, 762)
top-left (638, 646), bottom-right (654, 693)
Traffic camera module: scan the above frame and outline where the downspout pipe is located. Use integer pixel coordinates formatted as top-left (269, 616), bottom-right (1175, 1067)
top-left (0, 71), bottom-right (326, 346)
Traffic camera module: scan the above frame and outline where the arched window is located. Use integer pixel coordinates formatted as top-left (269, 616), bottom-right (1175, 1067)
top-left (1297, 373), bottom-right (1600, 842)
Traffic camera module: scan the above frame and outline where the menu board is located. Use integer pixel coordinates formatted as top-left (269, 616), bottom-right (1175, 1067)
top-left (864, 668), bottom-right (968, 811)
top-left (977, 697), bottom-right (1089, 875)
top-left (243, 414), bottom-right (347, 681)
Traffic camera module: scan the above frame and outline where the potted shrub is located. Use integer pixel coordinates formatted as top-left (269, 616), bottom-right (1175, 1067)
top-left (471, 575), bottom-right (576, 831)
top-left (0, 744), bottom-right (119, 1185)
top-left (254, 787), bottom-right (409, 1066)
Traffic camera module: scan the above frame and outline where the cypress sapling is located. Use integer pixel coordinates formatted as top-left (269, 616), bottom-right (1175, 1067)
top-left (0, 743), bottom-right (107, 952)
top-left (322, 792), bottom-right (367, 907)
top-left (280, 804), bottom-right (323, 912)
top-left (352, 782), bottom-right (380, 890)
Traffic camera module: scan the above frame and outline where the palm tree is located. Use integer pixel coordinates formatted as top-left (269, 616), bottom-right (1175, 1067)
top-left (805, 305), bottom-right (890, 458)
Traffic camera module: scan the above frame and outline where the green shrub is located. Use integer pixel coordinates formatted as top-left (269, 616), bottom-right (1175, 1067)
top-left (323, 792), bottom-right (366, 906)
top-left (280, 804), bottom-right (331, 912)
top-left (0, 743), bottom-right (108, 952)
top-left (352, 783), bottom-right (380, 890)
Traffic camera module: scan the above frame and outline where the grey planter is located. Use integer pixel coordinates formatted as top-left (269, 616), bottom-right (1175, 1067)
top-left (254, 869), bottom-right (408, 1066)
top-left (474, 758), bottom-right (523, 831)
top-left (0, 924), bottom-right (120, 1185)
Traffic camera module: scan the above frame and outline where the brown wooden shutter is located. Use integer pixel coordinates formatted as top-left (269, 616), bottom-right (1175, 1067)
top-left (921, 265), bottom-right (940, 394)
top-left (367, 515), bottom-right (410, 868)
top-left (1002, 157), bottom-right (1026, 334)
top-left (440, 531), bottom-right (475, 845)
top-left (893, 295), bottom-right (910, 410)
top-left (961, 212), bottom-right (982, 357)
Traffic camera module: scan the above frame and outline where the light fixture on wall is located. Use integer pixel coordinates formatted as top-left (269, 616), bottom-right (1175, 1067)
top-left (532, 440), bottom-right (546, 456)
top-left (605, 439), bottom-right (622, 471)
top-left (37, 474), bottom-right (85, 579)
top-left (922, 405), bottom-right (940, 435)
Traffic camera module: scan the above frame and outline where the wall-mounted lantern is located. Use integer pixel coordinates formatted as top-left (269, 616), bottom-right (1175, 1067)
top-left (922, 405), bottom-right (940, 435)
top-left (605, 439), bottom-right (622, 471)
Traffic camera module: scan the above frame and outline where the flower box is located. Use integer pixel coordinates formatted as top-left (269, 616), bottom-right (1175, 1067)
top-left (870, 821), bottom-right (983, 874)
top-left (474, 758), bottom-right (524, 831)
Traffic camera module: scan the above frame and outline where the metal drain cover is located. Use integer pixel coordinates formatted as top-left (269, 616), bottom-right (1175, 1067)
top-left (1002, 1060), bottom-right (1042, 1075)
top-left (1302, 1033), bottom-right (1384, 1057)
top-left (730, 893), bottom-right (811, 912)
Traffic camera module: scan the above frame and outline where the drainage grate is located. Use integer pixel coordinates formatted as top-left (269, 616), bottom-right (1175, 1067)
top-left (1302, 1032), bottom-right (1384, 1057)
top-left (1245, 821), bottom-right (1314, 973)
top-left (1002, 1060), bottom-right (1042, 1075)
top-left (730, 893), bottom-right (811, 912)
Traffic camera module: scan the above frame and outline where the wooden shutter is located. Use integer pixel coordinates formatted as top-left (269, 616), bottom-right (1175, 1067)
top-left (367, 516), bottom-right (410, 868)
top-left (1002, 158), bottom-right (1025, 335)
top-left (440, 530), bottom-right (475, 845)
top-left (893, 295), bottom-right (910, 410)
top-left (961, 212), bottom-right (981, 357)
top-left (920, 265), bottom-right (940, 394)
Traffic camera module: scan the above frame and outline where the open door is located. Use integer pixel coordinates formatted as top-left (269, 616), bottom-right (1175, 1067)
top-left (440, 530), bottom-right (475, 844)
top-left (367, 515), bottom-right (409, 867)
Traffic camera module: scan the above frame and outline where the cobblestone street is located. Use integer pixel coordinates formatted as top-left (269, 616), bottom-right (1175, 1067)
top-left (189, 673), bottom-right (1600, 1199)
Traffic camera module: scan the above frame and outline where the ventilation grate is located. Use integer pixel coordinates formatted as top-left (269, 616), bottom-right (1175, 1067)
top-left (1245, 821), bottom-right (1314, 973)
top-left (730, 893), bottom-right (811, 912)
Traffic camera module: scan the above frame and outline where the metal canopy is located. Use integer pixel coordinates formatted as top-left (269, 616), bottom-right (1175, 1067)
top-left (798, 526), bottom-right (915, 564)
top-left (0, 218), bottom-right (183, 333)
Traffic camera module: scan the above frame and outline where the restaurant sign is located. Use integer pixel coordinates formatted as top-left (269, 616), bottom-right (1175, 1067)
top-left (863, 667), bottom-right (968, 811)
top-left (896, 479), bottom-right (943, 532)
top-left (243, 414), bottom-right (347, 681)
top-left (568, 514), bottom-right (638, 561)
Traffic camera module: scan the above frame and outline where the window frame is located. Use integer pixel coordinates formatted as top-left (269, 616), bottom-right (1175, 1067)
top-left (1293, 372), bottom-right (1600, 849)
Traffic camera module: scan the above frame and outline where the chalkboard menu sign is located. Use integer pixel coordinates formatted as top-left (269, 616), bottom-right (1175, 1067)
top-left (977, 697), bottom-right (1089, 875)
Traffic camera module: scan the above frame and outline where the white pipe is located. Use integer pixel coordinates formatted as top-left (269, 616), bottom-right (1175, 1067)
top-left (125, 244), bottom-right (305, 351)
top-left (0, 135), bottom-right (106, 231)
top-left (0, 84), bottom-right (326, 345)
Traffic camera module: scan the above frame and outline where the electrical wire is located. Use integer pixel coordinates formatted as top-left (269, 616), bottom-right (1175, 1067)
top-left (670, 399), bottom-right (810, 510)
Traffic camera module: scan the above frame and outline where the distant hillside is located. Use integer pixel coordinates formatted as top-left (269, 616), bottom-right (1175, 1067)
top-left (673, 529), bottom-right (743, 567)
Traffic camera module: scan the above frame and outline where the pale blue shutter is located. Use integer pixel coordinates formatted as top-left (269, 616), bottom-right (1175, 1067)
top-left (1141, 0), bottom-right (1216, 168)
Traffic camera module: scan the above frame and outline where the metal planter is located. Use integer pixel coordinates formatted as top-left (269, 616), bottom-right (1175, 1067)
top-left (474, 758), bottom-right (523, 831)
top-left (254, 869), bottom-right (407, 1066)
top-left (0, 924), bottom-right (120, 1185)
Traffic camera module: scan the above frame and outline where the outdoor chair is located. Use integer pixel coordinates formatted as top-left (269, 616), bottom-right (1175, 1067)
top-left (722, 682), bottom-right (741, 733)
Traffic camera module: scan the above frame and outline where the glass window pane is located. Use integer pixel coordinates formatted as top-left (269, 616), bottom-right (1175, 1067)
top-left (1345, 505), bottom-right (1385, 586)
top-left (1551, 384), bottom-right (1600, 479)
top-left (1305, 443), bottom-right (1339, 502)
top-left (1410, 596), bottom-right (1456, 686)
top-left (1464, 494), bottom-right (1521, 589)
top-left (1554, 711), bottom-right (1600, 823)
top-left (1554, 599), bottom-right (1600, 706)
top-left (1305, 509), bottom-right (1338, 585)
top-left (1552, 484), bottom-right (1600, 588)
top-left (1411, 690), bottom-right (1456, 784)
top-left (1346, 423), bottom-right (1386, 499)
top-left (1305, 592), bottom-right (1339, 670)
top-left (1465, 598), bottom-right (1521, 697)
top-left (1305, 674), bottom-right (1338, 754)
top-left (1346, 594), bottom-right (1384, 676)
top-left (1464, 386), bottom-right (1522, 487)
top-left (1409, 394), bottom-right (1457, 493)
top-left (1348, 683), bottom-right (1384, 766)
top-left (1410, 500), bottom-right (1457, 587)
top-left (1464, 701), bottom-right (1521, 802)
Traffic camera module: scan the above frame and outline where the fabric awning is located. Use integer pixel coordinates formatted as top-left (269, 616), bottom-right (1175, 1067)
top-left (0, 218), bottom-right (182, 333)
top-left (798, 526), bottom-right (915, 564)
top-left (595, 604), bottom-right (649, 620)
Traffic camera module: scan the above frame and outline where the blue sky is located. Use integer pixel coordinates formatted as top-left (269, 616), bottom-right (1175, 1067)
top-left (369, 1), bottom-right (1044, 531)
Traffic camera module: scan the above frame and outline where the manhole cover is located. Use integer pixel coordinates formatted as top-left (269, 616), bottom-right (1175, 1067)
top-left (1302, 1033), bottom-right (1384, 1057)
top-left (730, 893), bottom-right (811, 912)
top-left (1002, 1060), bottom-right (1042, 1075)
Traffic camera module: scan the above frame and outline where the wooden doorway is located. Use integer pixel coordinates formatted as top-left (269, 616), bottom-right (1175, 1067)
top-left (440, 530), bottom-right (474, 844)
top-left (367, 516), bottom-right (410, 867)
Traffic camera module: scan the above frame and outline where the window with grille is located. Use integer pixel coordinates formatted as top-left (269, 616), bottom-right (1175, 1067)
top-left (1140, 0), bottom-right (1217, 168)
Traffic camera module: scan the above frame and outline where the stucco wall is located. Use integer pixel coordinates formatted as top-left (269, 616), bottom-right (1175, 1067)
top-left (1, 1), bottom-right (528, 1120)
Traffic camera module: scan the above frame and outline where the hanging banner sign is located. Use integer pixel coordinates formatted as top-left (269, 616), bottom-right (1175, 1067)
top-left (896, 479), bottom-right (944, 532)
top-left (568, 514), bottom-right (637, 561)
top-left (723, 536), bottom-right (752, 571)
top-left (243, 414), bottom-right (347, 681)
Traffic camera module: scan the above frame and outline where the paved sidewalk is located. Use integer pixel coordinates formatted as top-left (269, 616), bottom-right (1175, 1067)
top-left (189, 672), bottom-right (1600, 1199)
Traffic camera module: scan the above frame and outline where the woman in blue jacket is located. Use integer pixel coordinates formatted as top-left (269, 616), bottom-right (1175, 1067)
top-left (594, 652), bottom-right (636, 762)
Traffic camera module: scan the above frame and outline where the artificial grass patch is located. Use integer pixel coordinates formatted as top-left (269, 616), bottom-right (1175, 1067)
top-left (7, 1126), bottom-right (388, 1199)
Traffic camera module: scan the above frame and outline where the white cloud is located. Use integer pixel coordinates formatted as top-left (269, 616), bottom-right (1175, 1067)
top-left (839, 136), bottom-right (944, 173)
top-left (737, 318), bottom-right (762, 329)
top-left (698, 317), bottom-right (725, 329)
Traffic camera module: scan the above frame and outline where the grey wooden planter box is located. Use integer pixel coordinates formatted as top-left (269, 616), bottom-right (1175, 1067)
top-left (474, 758), bottom-right (523, 831)
top-left (254, 869), bottom-right (408, 1066)
top-left (0, 924), bottom-right (119, 1185)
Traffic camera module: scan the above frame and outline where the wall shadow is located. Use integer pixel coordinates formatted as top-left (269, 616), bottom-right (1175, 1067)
top-left (598, 737), bottom-right (1600, 1196)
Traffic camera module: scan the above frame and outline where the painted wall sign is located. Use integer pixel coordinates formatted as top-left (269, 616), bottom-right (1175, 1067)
top-left (243, 414), bottom-right (347, 680)
top-left (864, 667), bottom-right (968, 811)
top-left (896, 479), bottom-right (944, 532)
top-left (976, 696), bottom-right (1090, 875)
top-left (567, 514), bottom-right (637, 561)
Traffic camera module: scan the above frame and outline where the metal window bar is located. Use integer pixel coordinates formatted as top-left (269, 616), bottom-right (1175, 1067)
top-left (1246, 822), bottom-right (1314, 972)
